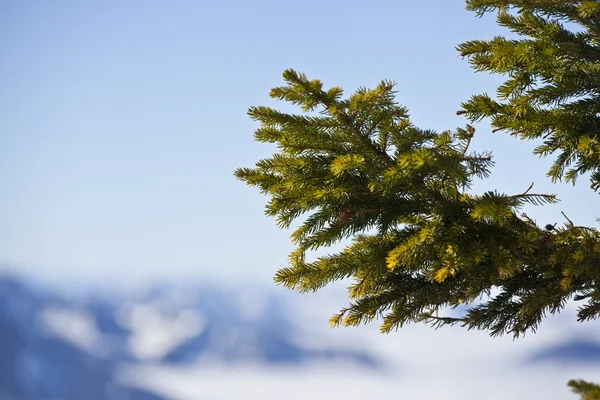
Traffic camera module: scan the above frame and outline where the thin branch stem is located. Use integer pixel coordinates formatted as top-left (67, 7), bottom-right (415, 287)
top-left (561, 211), bottom-right (575, 226)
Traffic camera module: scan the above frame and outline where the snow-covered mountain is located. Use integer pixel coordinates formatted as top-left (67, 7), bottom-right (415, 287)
top-left (0, 277), bottom-right (162, 400)
top-left (0, 275), bottom-right (378, 400)
top-left (1, 273), bottom-right (600, 400)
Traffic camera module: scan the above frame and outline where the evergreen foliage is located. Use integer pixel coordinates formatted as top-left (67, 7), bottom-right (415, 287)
top-left (235, 70), bottom-right (600, 338)
top-left (569, 380), bottom-right (600, 400)
top-left (235, 0), bottom-right (600, 395)
top-left (458, 0), bottom-right (600, 190)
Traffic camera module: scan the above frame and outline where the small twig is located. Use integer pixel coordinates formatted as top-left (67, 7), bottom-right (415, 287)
top-left (508, 182), bottom-right (556, 201)
top-left (522, 182), bottom-right (535, 196)
top-left (561, 211), bottom-right (575, 226)
top-left (425, 314), bottom-right (464, 326)
top-left (462, 133), bottom-right (474, 156)
top-left (464, 155), bottom-right (494, 162)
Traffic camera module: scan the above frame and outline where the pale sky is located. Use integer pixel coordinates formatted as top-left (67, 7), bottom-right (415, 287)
top-left (1, 1), bottom-right (598, 286)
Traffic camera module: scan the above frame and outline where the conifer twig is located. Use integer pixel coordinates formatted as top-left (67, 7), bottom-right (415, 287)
top-left (561, 211), bottom-right (574, 226)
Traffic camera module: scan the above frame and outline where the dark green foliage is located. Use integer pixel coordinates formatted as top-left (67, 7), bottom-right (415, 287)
top-left (458, 0), bottom-right (600, 190)
top-left (235, 70), bottom-right (600, 338)
top-left (569, 380), bottom-right (600, 400)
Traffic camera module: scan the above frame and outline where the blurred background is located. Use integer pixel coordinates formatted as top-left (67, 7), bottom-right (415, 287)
top-left (1, 1), bottom-right (599, 399)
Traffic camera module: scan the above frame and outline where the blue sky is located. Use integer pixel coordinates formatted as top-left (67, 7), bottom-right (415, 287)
top-left (1, 0), bottom-right (598, 286)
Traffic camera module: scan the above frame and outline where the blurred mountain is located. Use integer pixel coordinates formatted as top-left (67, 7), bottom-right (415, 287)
top-left (528, 338), bottom-right (600, 365)
top-left (0, 275), bottom-right (378, 400)
top-left (0, 276), bottom-right (164, 400)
